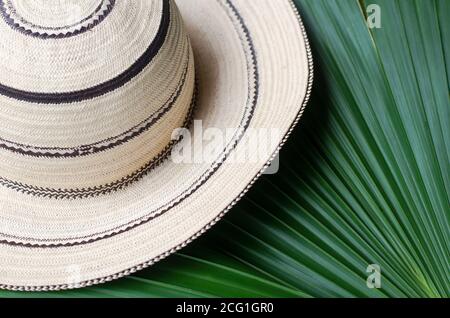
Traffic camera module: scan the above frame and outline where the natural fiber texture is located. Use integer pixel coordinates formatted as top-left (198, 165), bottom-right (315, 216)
top-left (0, 0), bottom-right (195, 191)
top-left (0, 0), bottom-right (115, 38)
top-left (0, 0), bottom-right (312, 290)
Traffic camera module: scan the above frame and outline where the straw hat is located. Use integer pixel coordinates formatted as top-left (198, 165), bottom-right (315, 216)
top-left (0, 0), bottom-right (312, 291)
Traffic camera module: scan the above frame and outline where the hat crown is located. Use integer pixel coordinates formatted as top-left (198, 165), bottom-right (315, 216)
top-left (0, 0), bottom-right (195, 195)
top-left (3, 0), bottom-right (108, 29)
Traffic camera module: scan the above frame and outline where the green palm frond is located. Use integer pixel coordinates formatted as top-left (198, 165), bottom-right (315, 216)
top-left (1, 0), bottom-right (448, 298)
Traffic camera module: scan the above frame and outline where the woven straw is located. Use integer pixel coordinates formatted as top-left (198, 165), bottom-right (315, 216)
top-left (0, 0), bottom-right (313, 290)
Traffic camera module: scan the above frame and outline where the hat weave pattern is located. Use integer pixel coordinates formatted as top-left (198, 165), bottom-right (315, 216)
top-left (0, 0), bottom-right (115, 39)
top-left (0, 0), bottom-right (196, 194)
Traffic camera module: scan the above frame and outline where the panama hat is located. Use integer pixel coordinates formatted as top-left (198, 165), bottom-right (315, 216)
top-left (0, 0), bottom-right (313, 291)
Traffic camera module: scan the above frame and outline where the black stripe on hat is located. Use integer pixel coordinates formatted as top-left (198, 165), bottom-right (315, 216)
top-left (0, 54), bottom-right (190, 158)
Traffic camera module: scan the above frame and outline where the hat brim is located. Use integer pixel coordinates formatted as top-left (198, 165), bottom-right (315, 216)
top-left (0, 0), bottom-right (312, 290)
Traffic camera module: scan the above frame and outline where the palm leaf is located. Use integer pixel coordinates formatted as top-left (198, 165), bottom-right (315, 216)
top-left (1, 0), bottom-right (448, 298)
